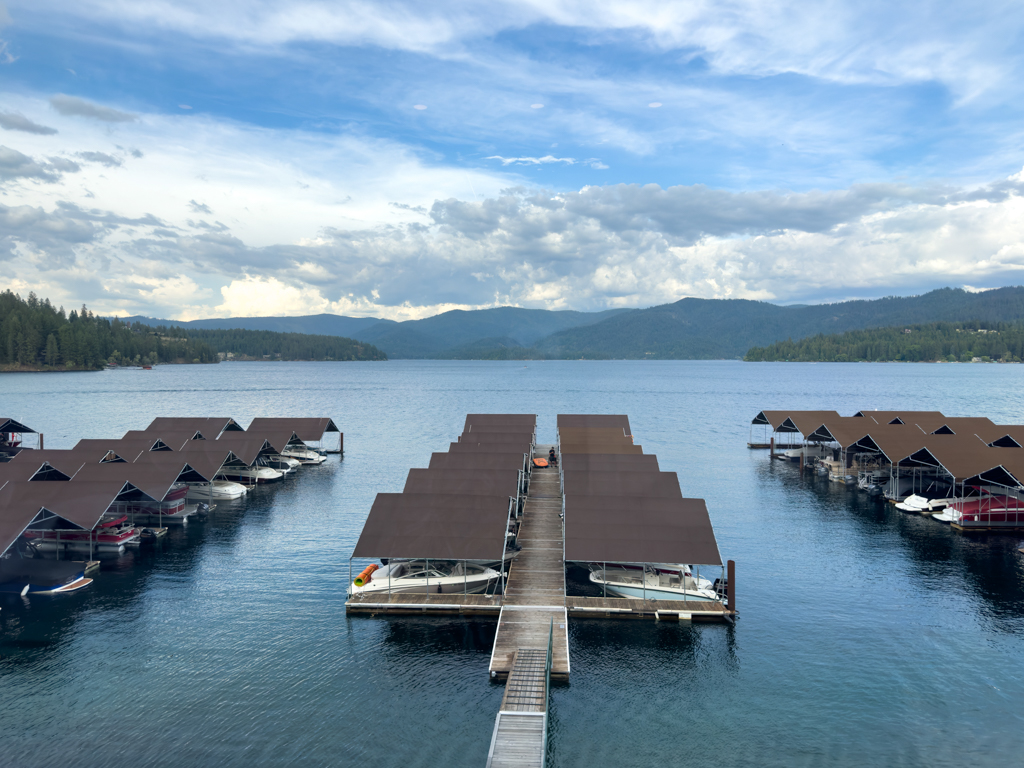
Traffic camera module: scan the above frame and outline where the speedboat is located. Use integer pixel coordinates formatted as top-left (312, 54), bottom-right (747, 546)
top-left (347, 560), bottom-right (500, 597)
top-left (185, 480), bottom-right (248, 500)
top-left (216, 465), bottom-right (284, 484)
top-left (782, 444), bottom-right (829, 461)
top-left (0, 556), bottom-right (93, 594)
top-left (21, 513), bottom-right (140, 554)
top-left (943, 494), bottom-right (1024, 528)
top-left (281, 445), bottom-right (326, 465)
top-left (895, 494), bottom-right (954, 514)
top-left (261, 454), bottom-right (301, 473)
top-left (587, 563), bottom-right (719, 601)
top-left (112, 486), bottom-right (199, 525)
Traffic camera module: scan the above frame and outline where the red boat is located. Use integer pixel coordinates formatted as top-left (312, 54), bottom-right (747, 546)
top-left (949, 493), bottom-right (1024, 528)
top-left (23, 513), bottom-right (140, 553)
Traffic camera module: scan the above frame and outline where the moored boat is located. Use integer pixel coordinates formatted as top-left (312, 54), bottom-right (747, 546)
top-left (216, 465), bottom-right (284, 484)
top-left (347, 560), bottom-right (500, 596)
top-left (22, 513), bottom-right (140, 553)
top-left (587, 563), bottom-right (719, 601)
top-left (281, 445), bottom-right (326, 465)
top-left (185, 480), bottom-right (248, 500)
top-left (945, 494), bottom-right (1024, 529)
top-left (0, 556), bottom-right (93, 594)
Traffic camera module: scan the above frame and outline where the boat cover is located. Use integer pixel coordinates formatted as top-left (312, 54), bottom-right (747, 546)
top-left (564, 496), bottom-right (722, 566)
top-left (561, 470), bottom-right (682, 498)
top-left (557, 414), bottom-right (631, 434)
top-left (246, 417), bottom-right (340, 442)
top-left (353, 493), bottom-right (512, 560)
top-left (559, 454), bottom-right (660, 472)
top-left (404, 468), bottom-right (520, 497)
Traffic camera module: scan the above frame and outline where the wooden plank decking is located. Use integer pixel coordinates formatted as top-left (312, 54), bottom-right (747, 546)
top-left (567, 595), bottom-right (733, 620)
top-left (485, 712), bottom-right (546, 768)
top-left (489, 461), bottom-right (570, 680)
top-left (345, 592), bottom-right (502, 615)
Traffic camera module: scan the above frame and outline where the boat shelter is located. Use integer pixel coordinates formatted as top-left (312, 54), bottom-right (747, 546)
top-left (144, 417), bottom-right (245, 438)
top-left (0, 418), bottom-right (40, 459)
top-left (246, 417), bottom-right (342, 453)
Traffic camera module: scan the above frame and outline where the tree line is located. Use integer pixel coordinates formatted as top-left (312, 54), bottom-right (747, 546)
top-left (744, 321), bottom-right (1024, 362)
top-left (0, 290), bottom-right (385, 371)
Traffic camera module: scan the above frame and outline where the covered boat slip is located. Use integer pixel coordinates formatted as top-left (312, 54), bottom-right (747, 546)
top-left (0, 417), bottom-right (41, 460)
top-left (428, 452), bottom-right (530, 475)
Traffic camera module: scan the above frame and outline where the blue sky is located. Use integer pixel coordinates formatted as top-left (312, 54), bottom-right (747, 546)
top-left (2, 1), bottom-right (1024, 319)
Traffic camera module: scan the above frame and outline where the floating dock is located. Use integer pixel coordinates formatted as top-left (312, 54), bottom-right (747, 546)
top-left (489, 458), bottom-right (569, 680)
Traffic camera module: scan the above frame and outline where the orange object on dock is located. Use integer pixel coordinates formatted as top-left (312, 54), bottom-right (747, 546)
top-left (532, 458), bottom-right (549, 467)
top-left (353, 564), bottom-right (379, 586)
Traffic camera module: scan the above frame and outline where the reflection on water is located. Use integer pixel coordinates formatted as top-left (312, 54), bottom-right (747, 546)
top-left (2, 360), bottom-right (1024, 767)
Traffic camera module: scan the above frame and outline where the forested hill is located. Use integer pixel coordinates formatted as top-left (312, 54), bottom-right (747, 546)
top-left (744, 322), bottom-right (1024, 362)
top-left (161, 327), bottom-right (386, 362)
top-left (0, 290), bottom-right (385, 371)
top-left (531, 287), bottom-right (1024, 359)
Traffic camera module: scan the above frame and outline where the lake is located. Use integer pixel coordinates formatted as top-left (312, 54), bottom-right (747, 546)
top-left (2, 360), bottom-right (1024, 767)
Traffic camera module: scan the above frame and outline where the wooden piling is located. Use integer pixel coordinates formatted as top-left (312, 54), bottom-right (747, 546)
top-left (727, 559), bottom-right (735, 613)
top-left (769, 436), bottom-right (774, 459)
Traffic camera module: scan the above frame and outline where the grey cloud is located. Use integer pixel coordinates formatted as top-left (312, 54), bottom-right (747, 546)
top-left (0, 111), bottom-right (58, 135)
top-left (75, 151), bottom-right (122, 167)
top-left (130, 148), bottom-right (143, 158)
top-left (188, 200), bottom-right (212, 214)
top-left (389, 202), bottom-right (427, 214)
top-left (0, 145), bottom-right (80, 182)
top-left (50, 94), bottom-right (137, 123)
top-left (187, 218), bottom-right (228, 232)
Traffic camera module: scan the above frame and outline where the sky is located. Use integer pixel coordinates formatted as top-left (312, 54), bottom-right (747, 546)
top-left (2, 1), bottom-right (1024, 321)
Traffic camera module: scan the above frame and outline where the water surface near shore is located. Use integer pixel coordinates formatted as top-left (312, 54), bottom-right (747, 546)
top-left (2, 360), bottom-right (1024, 767)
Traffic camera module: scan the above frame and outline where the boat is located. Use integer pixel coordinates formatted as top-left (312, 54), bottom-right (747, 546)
top-left (347, 560), bottom-right (500, 596)
top-left (895, 494), bottom-right (954, 514)
top-left (587, 563), bottom-right (720, 601)
top-left (216, 465), bottom-right (284, 484)
top-left (185, 480), bottom-right (248, 500)
top-left (782, 444), bottom-right (829, 461)
top-left (261, 454), bottom-right (301, 473)
top-left (281, 445), bottom-right (326, 465)
top-left (0, 556), bottom-right (93, 594)
top-left (943, 493), bottom-right (1024, 529)
top-left (22, 513), bottom-right (140, 554)
top-left (110, 486), bottom-right (200, 525)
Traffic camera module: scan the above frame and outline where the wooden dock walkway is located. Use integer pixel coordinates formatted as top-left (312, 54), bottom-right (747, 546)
top-left (344, 593), bottom-right (502, 616)
top-left (489, 459), bottom-right (570, 680)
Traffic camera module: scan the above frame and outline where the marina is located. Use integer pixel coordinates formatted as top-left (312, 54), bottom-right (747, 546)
top-left (751, 408), bottom-right (1024, 531)
top-left (4, 361), bottom-right (1024, 768)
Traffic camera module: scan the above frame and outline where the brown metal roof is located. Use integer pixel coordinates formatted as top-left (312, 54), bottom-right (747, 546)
top-left (906, 438), bottom-right (1007, 481)
top-left (558, 427), bottom-right (632, 442)
top-left (428, 452), bottom-right (527, 471)
top-left (144, 417), bottom-right (245, 436)
top-left (448, 441), bottom-right (533, 453)
top-left (352, 493), bottom-right (512, 560)
top-left (853, 410), bottom-right (945, 424)
top-left (463, 414), bottom-right (536, 431)
top-left (212, 433), bottom-right (275, 465)
top-left (810, 417), bottom-right (884, 448)
top-left (3, 449), bottom-right (87, 479)
top-left (0, 482), bottom-right (42, 556)
top-left (751, 410), bottom-right (841, 431)
top-left (0, 418), bottom-right (37, 434)
top-left (557, 414), bottom-right (632, 434)
top-left (403, 468), bottom-right (520, 497)
top-left (122, 429), bottom-right (205, 449)
top-left (71, 460), bottom-right (190, 501)
top-left (463, 424), bottom-right (536, 436)
top-left (561, 470), bottom-right (681, 498)
top-left (564, 496), bottom-right (721, 565)
top-left (168, 444), bottom-right (237, 478)
top-left (559, 454), bottom-right (661, 472)
top-left (457, 432), bottom-right (534, 444)
top-left (925, 417), bottom-right (997, 436)
top-left (7, 478), bottom-right (131, 530)
top-left (246, 417), bottom-right (339, 441)
top-left (559, 442), bottom-right (644, 455)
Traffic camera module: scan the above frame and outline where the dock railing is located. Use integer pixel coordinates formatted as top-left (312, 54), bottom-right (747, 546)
top-left (543, 617), bottom-right (553, 765)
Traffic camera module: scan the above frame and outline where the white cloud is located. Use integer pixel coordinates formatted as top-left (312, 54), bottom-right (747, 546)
top-left (22, 0), bottom-right (1024, 101)
top-left (487, 155), bottom-right (577, 165)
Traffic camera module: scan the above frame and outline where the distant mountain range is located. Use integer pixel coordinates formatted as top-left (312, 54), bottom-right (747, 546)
top-left (126, 286), bottom-right (1024, 359)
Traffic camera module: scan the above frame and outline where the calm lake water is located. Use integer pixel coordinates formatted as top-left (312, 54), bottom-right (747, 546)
top-left (2, 360), bottom-right (1024, 767)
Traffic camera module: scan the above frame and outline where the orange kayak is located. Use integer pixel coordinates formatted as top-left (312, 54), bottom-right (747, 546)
top-left (532, 458), bottom-right (549, 467)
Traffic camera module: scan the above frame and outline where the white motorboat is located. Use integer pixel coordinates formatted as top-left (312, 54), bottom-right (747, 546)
top-left (186, 480), bottom-right (248, 500)
top-left (347, 560), bottom-right (500, 597)
top-left (281, 445), bottom-right (326, 465)
top-left (782, 444), bottom-right (829, 461)
top-left (261, 454), bottom-right (301, 473)
top-left (895, 494), bottom-right (954, 514)
top-left (941, 494), bottom-right (1024, 529)
top-left (216, 465), bottom-right (284, 484)
top-left (588, 563), bottom-right (719, 601)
